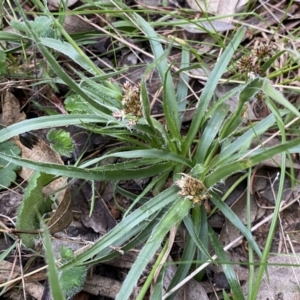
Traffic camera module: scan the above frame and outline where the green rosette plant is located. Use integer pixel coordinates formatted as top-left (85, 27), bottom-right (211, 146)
top-left (0, 1), bottom-right (300, 299)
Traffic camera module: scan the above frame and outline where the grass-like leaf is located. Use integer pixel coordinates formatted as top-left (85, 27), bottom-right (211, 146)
top-left (60, 186), bottom-right (181, 270)
top-left (195, 103), bottom-right (229, 164)
top-left (166, 207), bottom-right (203, 300)
top-left (42, 221), bottom-right (66, 300)
top-left (0, 241), bottom-right (17, 262)
top-left (206, 137), bottom-right (300, 186)
top-left (0, 152), bottom-right (174, 181)
top-left (131, 11), bottom-right (180, 140)
top-left (40, 38), bottom-right (99, 75)
top-left (182, 27), bottom-right (246, 156)
top-left (210, 194), bottom-right (262, 258)
top-left (208, 226), bottom-right (245, 300)
top-left (116, 198), bottom-right (192, 299)
top-left (0, 115), bottom-right (112, 143)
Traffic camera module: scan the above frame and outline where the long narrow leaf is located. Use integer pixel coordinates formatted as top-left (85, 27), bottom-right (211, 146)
top-left (206, 137), bottom-right (300, 186)
top-left (0, 152), bottom-right (173, 180)
top-left (166, 206), bottom-right (202, 300)
top-left (131, 13), bottom-right (180, 139)
top-left (12, 0), bottom-right (111, 114)
top-left (208, 226), bottom-right (245, 300)
top-left (116, 198), bottom-right (192, 300)
top-left (182, 27), bottom-right (246, 156)
top-left (0, 241), bottom-right (17, 262)
top-left (40, 38), bottom-right (99, 75)
top-left (42, 222), bottom-right (66, 300)
top-left (60, 187), bottom-right (181, 269)
top-left (195, 103), bottom-right (229, 164)
top-left (0, 114), bottom-right (113, 143)
top-left (210, 194), bottom-right (261, 257)
top-left (95, 149), bottom-right (193, 167)
top-left (177, 46), bottom-right (190, 126)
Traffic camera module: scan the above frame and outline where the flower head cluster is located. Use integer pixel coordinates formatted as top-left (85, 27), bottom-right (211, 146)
top-left (255, 90), bottom-right (266, 101)
top-left (175, 174), bottom-right (211, 205)
top-left (252, 45), bottom-right (272, 60)
top-left (237, 55), bottom-right (254, 74)
top-left (113, 81), bottom-right (142, 128)
top-left (122, 81), bottom-right (142, 117)
top-left (237, 44), bottom-right (272, 76)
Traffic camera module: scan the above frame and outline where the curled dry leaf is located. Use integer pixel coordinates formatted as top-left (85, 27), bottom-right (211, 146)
top-left (13, 137), bottom-right (73, 233)
top-left (47, 189), bottom-right (73, 234)
top-left (1, 90), bottom-right (72, 234)
top-left (62, 15), bottom-right (96, 34)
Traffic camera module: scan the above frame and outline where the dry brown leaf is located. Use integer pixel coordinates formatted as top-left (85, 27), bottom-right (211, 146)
top-left (62, 15), bottom-right (96, 34)
top-left (243, 255), bottom-right (300, 299)
top-left (47, 189), bottom-right (73, 234)
top-left (47, 0), bottom-right (78, 9)
top-left (0, 90), bottom-right (26, 125)
top-left (0, 260), bottom-right (44, 299)
top-left (83, 275), bottom-right (124, 299)
top-left (163, 258), bottom-right (209, 300)
top-left (181, 20), bottom-right (235, 33)
top-left (186, 0), bottom-right (247, 22)
top-left (0, 261), bottom-right (20, 284)
top-left (1, 90), bottom-right (72, 233)
top-left (76, 181), bottom-right (117, 235)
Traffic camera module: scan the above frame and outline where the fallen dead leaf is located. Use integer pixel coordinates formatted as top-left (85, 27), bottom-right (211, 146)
top-left (1, 90), bottom-right (72, 234)
top-left (63, 15), bottom-right (96, 34)
top-left (185, 0), bottom-right (248, 22)
top-left (163, 258), bottom-right (209, 300)
top-left (47, 0), bottom-right (78, 9)
top-left (243, 255), bottom-right (300, 300)
top-left (83, 275), bottom-right (124, 299)
top-left (74, 181), bottom-right (117, 235)
top-left (47, 189), bottom-right (73, 234)
top-left (0, 260), bottom-right (44, 300)
top-left (0, 260), bottom-right (20, 284)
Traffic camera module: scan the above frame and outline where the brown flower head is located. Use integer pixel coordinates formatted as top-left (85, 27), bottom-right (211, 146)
top-left (250, 64), bottom-right (263, 76)
top-left (175, 174), bottom-right (211, 205)
top-left (252, 45), bottom-right (271, 60)
top-left (122, 81), bottom-right (142, 118)
top-left (255, 90), bottom-right (265, 101)
top-left (237, 55), bottom-right (254, 74)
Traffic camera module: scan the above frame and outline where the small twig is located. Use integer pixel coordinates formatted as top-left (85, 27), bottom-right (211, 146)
top-left (17, 241), bottom-right (27, 300)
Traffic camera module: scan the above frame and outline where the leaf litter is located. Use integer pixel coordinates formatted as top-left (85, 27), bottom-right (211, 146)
top-left (1, 0), bottom-right (300, 299)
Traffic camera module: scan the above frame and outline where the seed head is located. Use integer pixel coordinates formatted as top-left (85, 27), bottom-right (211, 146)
top-left (122, 81), bottom-right (142, 118)
top-left (237, 55), bottom-right (254, 74)
top-left (175, 174), bottom-right (211, 205)
top-left (252, 45), bottom-right (272, 60)
top-left (250, 64), bottom-right (263, 76)
top-left (255, 90), bottom-right (265, 101)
